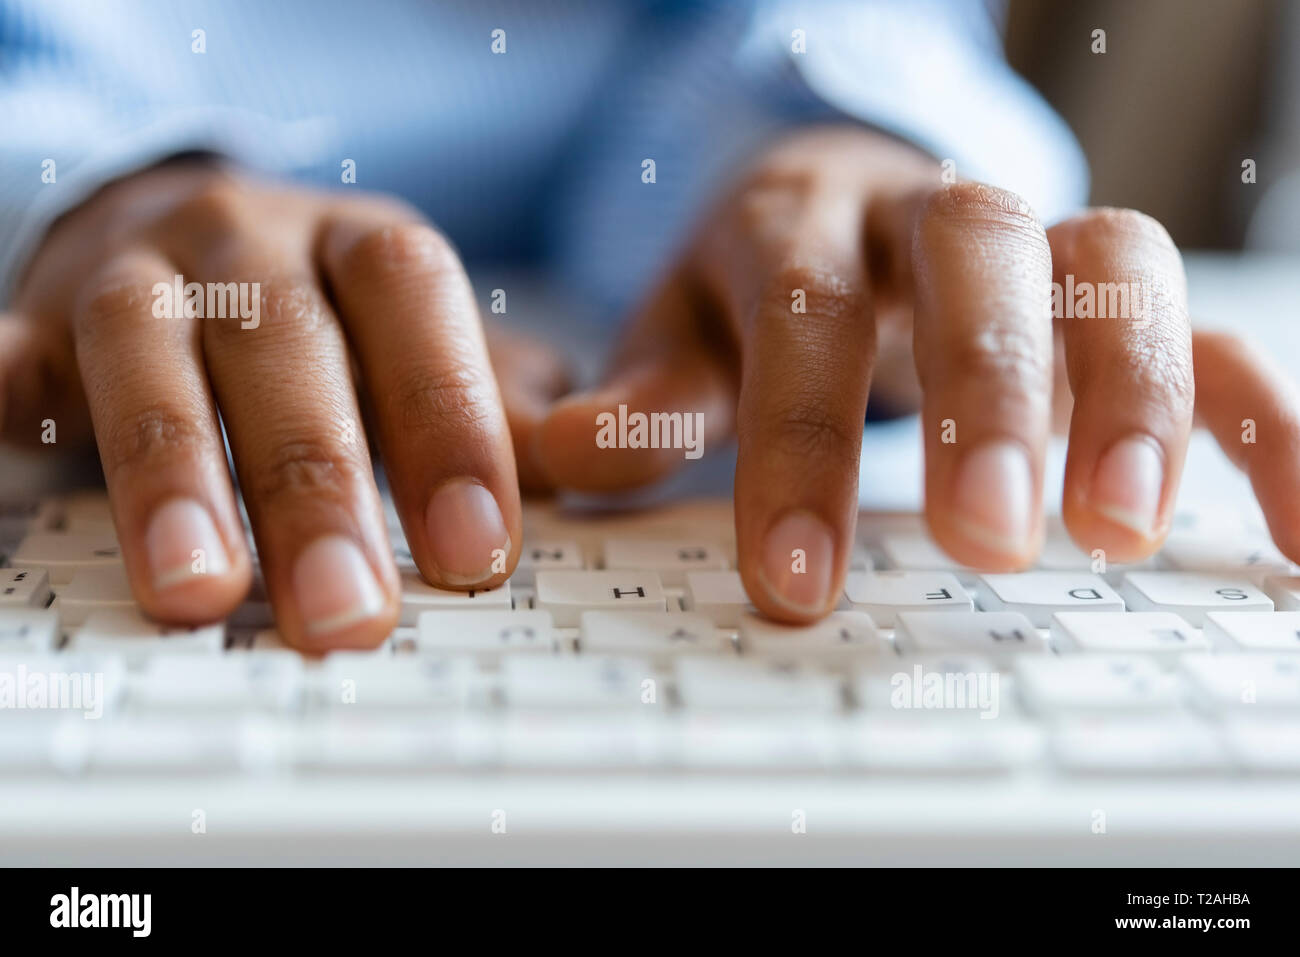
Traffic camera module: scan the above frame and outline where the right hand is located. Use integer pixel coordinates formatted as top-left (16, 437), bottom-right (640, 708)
top-left (0, 160), bottom-right (561, 651)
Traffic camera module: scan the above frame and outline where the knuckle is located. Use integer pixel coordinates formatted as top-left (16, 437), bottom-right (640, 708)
top-left (76, 276), bottom-right (156, 340)
top-left (387, 366), bottom-right (492, 436)
top-left (200, 272), bottom-right (328, 344)
top-left (731, 171), bottom-right (821, 239)
top-left (171, 178), bottom-right (247, 231)
top-left (938, 326), bottom-right (1052, 397)
top-left (753, 392), bottom-right (861, 462)
top-left (245, 437), bottom-right (362, 506)
top-left (338, 222), bottom-right (460, 286)
top-left (254, 274), bottom-right (330, 334)
top-left (100, 406), bottom-right (208, 480)
top-left (764, 262), bottom-right (865, 323)
top-left (737, 167), bottom-right (818, 208)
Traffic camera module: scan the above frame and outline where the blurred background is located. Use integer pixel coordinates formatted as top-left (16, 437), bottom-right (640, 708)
top-left (1005, 0), bottom-right (1300, 252)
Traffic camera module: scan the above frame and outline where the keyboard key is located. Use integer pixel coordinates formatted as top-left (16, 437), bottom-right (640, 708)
top-left (1223, 718), bottom-right (1300, 772)
top-left (683, 570), bottom-right (753, 626)
top-left (57, 491), bottom-right (116, 534)
top-left (1263, 575), bottom-right (1300, 611)
top-left (77, 718), bottom-right (246, 773)
top-left (500, 713), bottom-right (661, 768)
top-left (579, 611), bottom-right (729, 662)
top-left (57, 566), bottom-right (136, 626)
top-left (534, 570), bottom-right (666, 626)
top-left (674, 715), bottom-right (842, 770)
top-left (132, 653), bottom-right (303, 712)
top-left (843, 717), bottom-right (1042, 772)
top-left (979, 572), bottom-right (1123, 626)
top-left (1015, 655), bottom-right (1179, 714)
top-left (895, 611), bottom-right (1045, 658)
top-left (415, 609), bottom-right (556, 658)
top-left (852, 655), bottom-right (1006, 719)
top-left (878, 532), bottom-right (974, 578)
top-left (673, 658), bottom-right (843, 712)
top-left (0, 499), bottom-right (45, 530)
top-left (0, 653), bottom-right (126, 718)
top-left (0, 719), bottom-right (62, 773)
top-left (1180, 654), bottom-right (1300, 711)
top-left (1118, 572), bottom-right (1272, 626)
top-left (398, 571), bottom-right (511, 626)
top-left (10, 531), bottom-right (122, 583)
top-left (0, 567), bottom-right (51, 608)
top-left (384, 627), bottom-right (420, 654)
top-left (499, 655), bottom-right (655, 710)
top-left (1050, 716), bottom-right (1229, 774)
top-left (1161, 533), bottom-right (1291, 580)
top-left (1051, 611), bottom-right (1207, 663)
top-left (843, 570), bottom-right (972, 626)
top-left (0, 608), bottom-right (59, 653)
top-left (67, 608), bottom-right (224, 664)
top-left (511, 540), bottom-right (584, 585)
top-left (1204, 611), bottom-right (1300, 653)
top-left (738, 611), bottom-right (884, 667)
top-left (320, 653), bottom-right (482, 709)
top-left (602, 538), bottom-right (728, 586)
top-left (299, 714), bottom-right (466, 770)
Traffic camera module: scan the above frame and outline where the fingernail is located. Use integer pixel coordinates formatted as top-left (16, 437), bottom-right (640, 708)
top-left (424, 479), bottom-right (511, 585)
top-left (952, 440), bottom-right (1034, 555)
top-left (292, 535), bottom-right (386, 637)
top-left (1090, 434), bottom-right (1163, 536)
top-left (145, 497), bottom-right (231, 590)
top-left (759, 509), bottom-right (835, 615)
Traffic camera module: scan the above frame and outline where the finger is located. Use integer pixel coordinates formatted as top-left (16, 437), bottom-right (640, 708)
top-left (0, 312), bottom-right (40, 436)
top-left (171, 183), bottom-right (400, 650)
top-left (534, 272), bottom-right (736, 491)
top-left (484, 321), bottom-right (572, 493)
top-left (700, 181), bottom-right (875, 623)
top-left (912, 183), bottom-right (1054, 570)
top-left (72, 249), bottom-right (252, 621)
top-left (1050, 209), bottom-right (1194, 562)
top-left (1190, 328), bottom-right (1300, 559)
top-left (0, 311), bottom-right (92, 445)
top-left (319, 213), bottom-right (520, 588)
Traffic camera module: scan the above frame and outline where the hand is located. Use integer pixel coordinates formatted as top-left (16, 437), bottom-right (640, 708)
top-left (0, 161), bottom-right (560, 650)
top-left (533, 126), bottom-right (1300, 623)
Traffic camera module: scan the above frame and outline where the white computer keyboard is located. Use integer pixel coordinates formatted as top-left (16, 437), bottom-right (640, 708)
top-left (3, 489), bottom-right (1300, 773)
top-left (3, 490), bottom-right (1300, 864)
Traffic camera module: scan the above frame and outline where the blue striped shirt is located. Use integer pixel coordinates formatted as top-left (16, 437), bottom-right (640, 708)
top-left (0, 0), bottom-right (1087, 312)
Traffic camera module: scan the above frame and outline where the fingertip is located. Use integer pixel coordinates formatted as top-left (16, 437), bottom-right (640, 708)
top-left (745, 508), bottom-right (840, 624)
top-left (284, 534), bottom-right (400, 652)
top-left (1060, 499), bottom-right (1164, 566)
top-left (419, 477), bottom-right (517, 590)
top-left (534, 389), bottom-right (687, 491)
top-left (136, 562), bottom-right (254, 626)
top-left (1061, 434), bottom-right (1171, 564)
top-left (928, 440), bottom-right (1041, 572)
top-left (129, 496), bottom-right (254, 625)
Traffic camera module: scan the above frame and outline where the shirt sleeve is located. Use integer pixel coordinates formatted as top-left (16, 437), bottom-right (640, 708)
top-left (548, 0), bottom-right (1089, 314)
top-left (0, 2), bottom-right (334, 306)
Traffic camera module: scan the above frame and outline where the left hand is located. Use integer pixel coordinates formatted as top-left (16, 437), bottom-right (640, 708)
top-left (530, 125), bottom-right (1300, 623)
